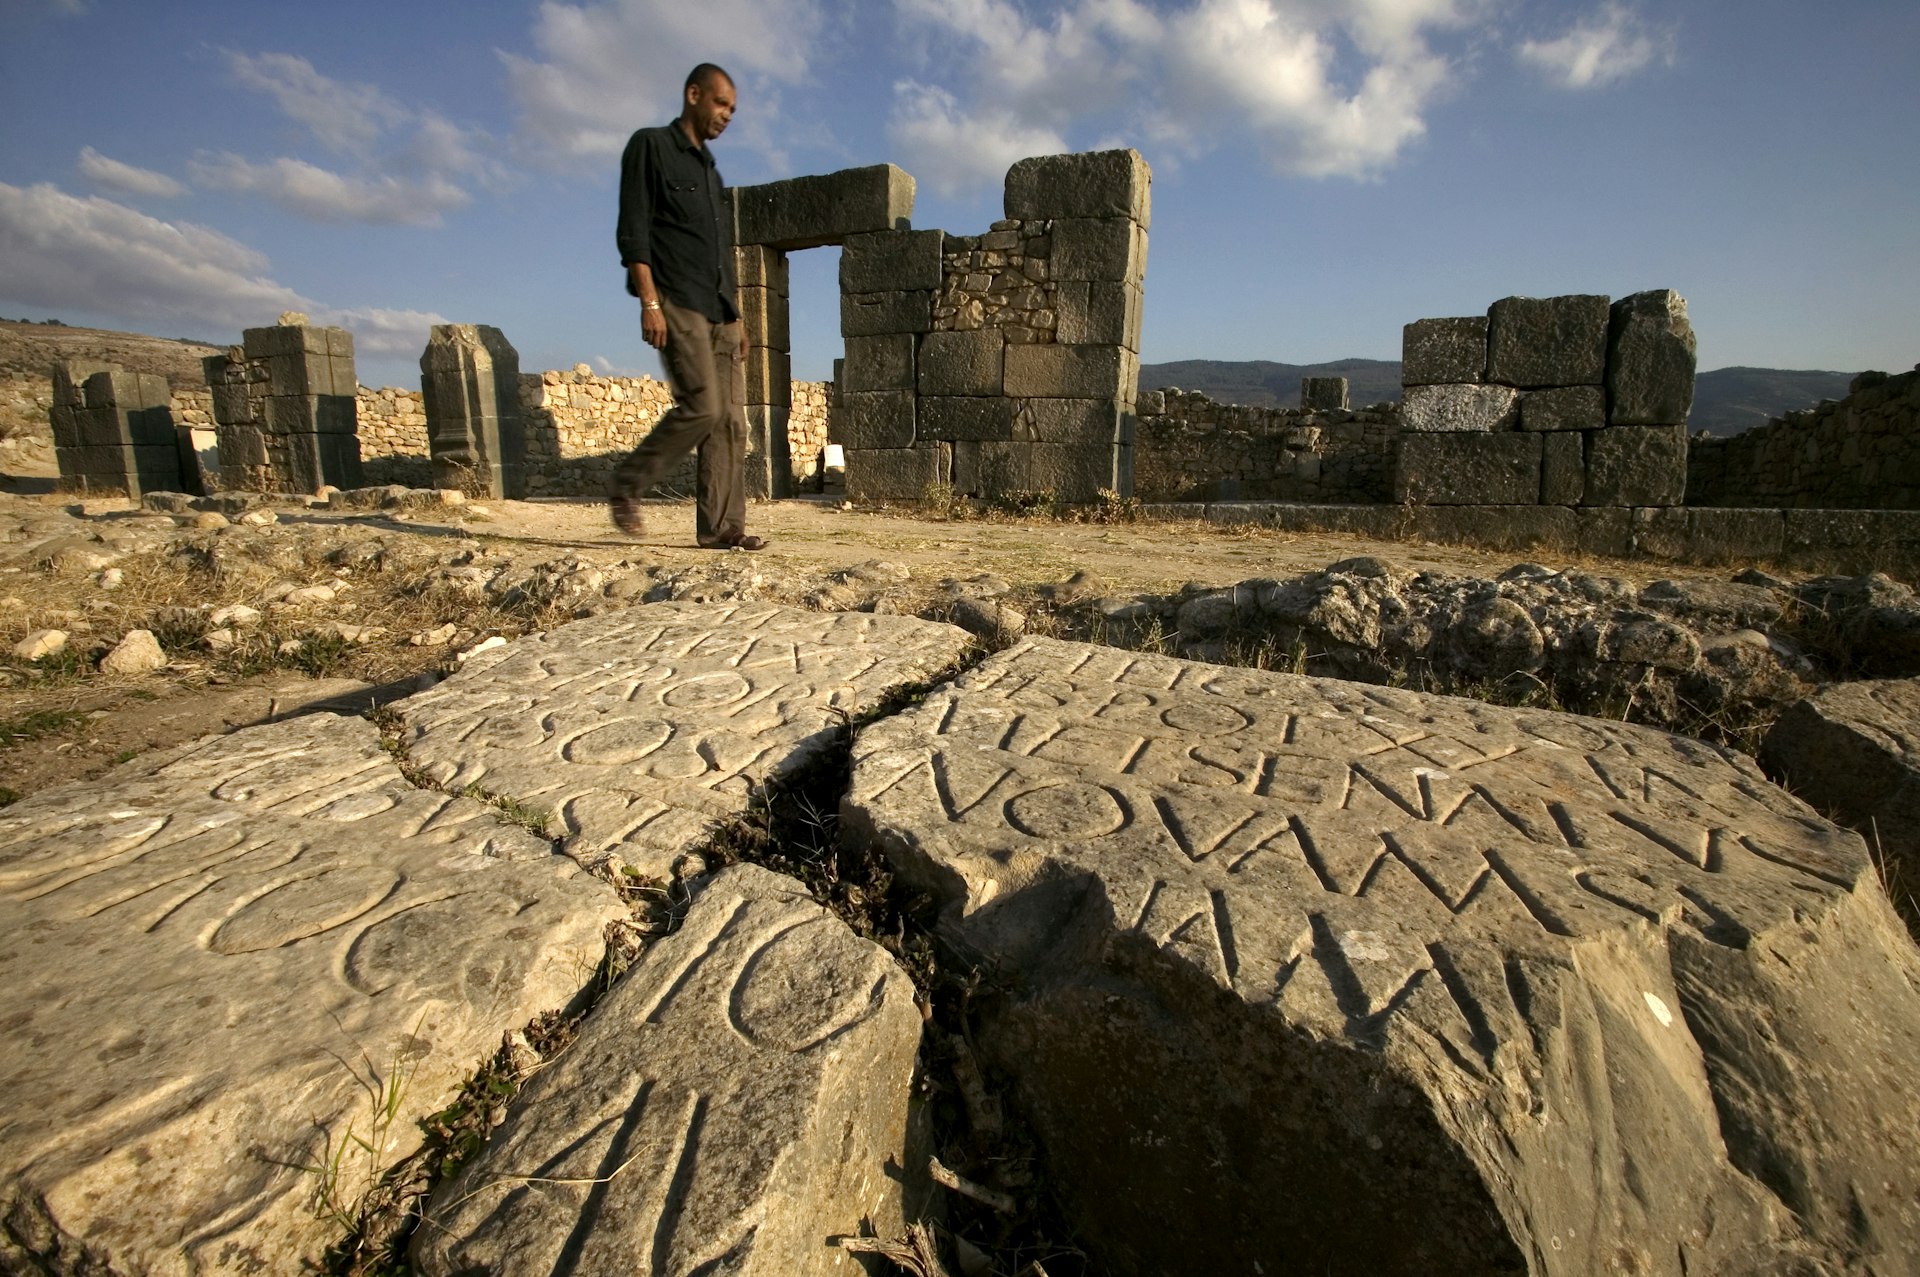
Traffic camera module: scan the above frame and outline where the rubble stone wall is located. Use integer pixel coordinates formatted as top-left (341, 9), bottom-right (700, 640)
top-left (1134, 389), bottom-right (1400, 503)
top-left (1687, 367), bottom-right (1920, 510)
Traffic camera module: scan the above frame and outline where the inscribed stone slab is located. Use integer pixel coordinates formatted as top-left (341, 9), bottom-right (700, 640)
top-left (0, 714), bottom-right (624, 1276)
top-left (843, 638), bottom-right (1920, 1277)
top-left (397, 602), bottom-right (972, 877)
top-left (413, 863), bottom-right (921, 1276)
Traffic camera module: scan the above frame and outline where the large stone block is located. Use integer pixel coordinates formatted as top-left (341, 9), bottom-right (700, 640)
top-left (846, 443), bottom-right (950, 500)
top-left (842, 333), bottom-right (915, 392)
top-left (1015, 398), bottom-right (1133, 445)
top-left (1402, 317), bottom-right (1487, 385)
top-left (1540, 430), bottom-right (1586, 504)
top-left (1004, 343), bottom-right (1136, 400)
top-left (1394, 431), bottom-right (1542, 504)
top-left (735, 285), bottom-right (791, 352)
top-left (841, 289), bottom-right (934, 338)
top-left (743, 345), bottom-right (792, 407)
top-left (732, 164), bottom-right (915, 251)
top-left (0, 713), bottom-right (623, 1275)
top-left (1054, 280), bottom-right (1143, 349)
top-left (844, 638), bottom-right (1920, 1277)
top-left (1485, 294), bottom-right (1610, 388)
top-left (51, 358), bottom-right (114, 408)
top-left (839, 228), bottom-right (944, 293)
top-left (743, 404), bottom-right (791, 500)
top-left (1050, 217), bottom-right (1148, 283)
top-left (1300, 377), bottom-right (1348, 411)
top-left (1004, 148), bottom-right (1151, 227)
top-left (421, 324), bottom-right (526, 499)
top-left (1519, 385), bottom-right (1605, 431)
top-left (397, 602), bottom-right (972, 875)
top-left (918, 328), bottom-right (1005, 397)
top-left (840, 390), bottom-right (915, 449)
top-left (918, 394), bottom-right (1013, 441)
top-left (952, 439), bottom-right (1127, 500)
top-left (1584, 424), bottom-right (1687, 506)
top-left (414, 863), bottom-right (921, 1277)
top-left (1401, 383), bottom-right (1520, 432)
top-left (734, 244), bottom-right (789, 294)
top-left (1684, 508), bottom-right (1787, 565)
top-left (1607, 289), bottom-right (1697, 425)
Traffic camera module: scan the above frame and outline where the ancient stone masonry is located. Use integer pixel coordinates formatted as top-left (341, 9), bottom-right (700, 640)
top-left (420, 324), bottom-right (526, 499)
top-left (845, 637), bottom-right (1920, 1275)
top-left (47, 359), bottom-right (185, 496)
top-left (1397, 291), bottom-right (1696, 508)
top-left (831, 150), bottom-right (1149, 503)
top-left (203, 318), bottom-right (363, 492)
top-left (0, 713), bottom-right (624, 1274)
top-left (1135, 384), bottom-right (1400, 503)
top-left (355, 384), bottom-right (432, 487)
top-left (1688, 366), bottom-right (1920, 509)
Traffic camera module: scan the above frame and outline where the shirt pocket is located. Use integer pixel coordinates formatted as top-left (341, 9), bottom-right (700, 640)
top-left (663, 178), bottom-right (705, 220)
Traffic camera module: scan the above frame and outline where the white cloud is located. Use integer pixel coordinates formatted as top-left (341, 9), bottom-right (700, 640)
top-left (0, 181), bottom-right (443, 354)
top-left (1517, 3), bottom-right (1673, 89)
top-left (890, 82), bottom-right (1069, 197)
top-left (190, 153), bottom-right (470, 227)
top-left (76, 147), bottom-right (185, 199)
top-left (501, 0), bottom-right (823, 167)
top-left (888, 0), bottom-right (1481, 191)
top-left (207, 50), bottom-right (508, 226)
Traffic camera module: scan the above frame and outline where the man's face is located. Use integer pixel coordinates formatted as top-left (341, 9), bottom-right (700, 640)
top-left (686, 77), bottom-right (736, 142)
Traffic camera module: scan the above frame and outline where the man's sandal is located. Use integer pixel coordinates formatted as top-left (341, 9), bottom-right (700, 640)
top-left (609, 494), bottom-right (645, 536)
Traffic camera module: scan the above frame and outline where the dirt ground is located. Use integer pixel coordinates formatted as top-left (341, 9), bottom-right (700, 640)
top-left (0, 489), bottom-right (1791, 805)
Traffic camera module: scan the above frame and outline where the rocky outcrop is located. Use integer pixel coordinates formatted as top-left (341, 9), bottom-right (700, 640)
top-left (0, 713), bottom-right (624, 1274)
top-left (414, 863), bottom-right (922, 1275)
top-left (844, 638), bottom-right (1920, 1276)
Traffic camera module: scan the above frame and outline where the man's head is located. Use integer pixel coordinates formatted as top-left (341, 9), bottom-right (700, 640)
top-left (680, 64), bottom-right (735, 143)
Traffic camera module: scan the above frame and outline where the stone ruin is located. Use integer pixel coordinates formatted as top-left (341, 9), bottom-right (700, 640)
top-left (419, 323), bottom-right (525, 499)
top-left (1397, 291), bottom-right (1696, 507)
top-left (732, 149), bottom-right (1149, 504)
top-left (47, 360), bottom-right (184, 497)
top-left (203, 318), bottom-right (362, 492)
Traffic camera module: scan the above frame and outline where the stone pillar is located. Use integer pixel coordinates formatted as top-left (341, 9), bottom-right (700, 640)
top-left (205, 319), bottom-right (362, 493)
top-left (48, 360), bottom-right (181, 497)
top-left (420, 324), bottom-right (525, 499)
top-left (736, 246), bottom-right (792, 499)
top-left (840, 229), bottom-right (943, 499)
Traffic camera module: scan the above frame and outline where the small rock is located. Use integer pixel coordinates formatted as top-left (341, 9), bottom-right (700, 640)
top-left (323, 623), bottom-right (387, 644)
top-left (410, 623), bottom-right (460, 647)
top-left (191, 512), bottom-right (230, 530)
top-left (96, 568), bottom-right (124, 590)
top-left (950, 596), bottom-right (1025, 640)
top-left (237, 509), bottom-right (277, 527)
top-left (210, 604), bottom-right (262, 628)
top-left (202, 628), bottom-right (237, 653)
top-left (276, 639), bottom-right (304, 657)
top-left (13, 629), bottom-right (68, 661)
top-left (100, 629), bottom-right (166, 675)
top-left (281, 585), bottom-right (337, 606)
top-left (457, 635), bottom-right (507, 662)
top-left (838, 560), bottom-right (912, 585)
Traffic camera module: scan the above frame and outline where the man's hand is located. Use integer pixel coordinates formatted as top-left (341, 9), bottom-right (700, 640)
top-left (642, 307), bottom-right (667, 349)
top-left (629, 262), bottom-right (666, 348)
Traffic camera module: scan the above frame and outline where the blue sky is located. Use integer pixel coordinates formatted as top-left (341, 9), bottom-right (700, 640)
top-left (1, 0), bottom-right (1914, 391)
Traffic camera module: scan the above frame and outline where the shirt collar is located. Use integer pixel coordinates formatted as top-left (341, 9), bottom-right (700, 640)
top-left (666, 120), bottom-right (711, 164)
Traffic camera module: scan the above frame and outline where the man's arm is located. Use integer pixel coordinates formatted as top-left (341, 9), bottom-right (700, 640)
top-left (615, 131), bottom-right (654, 274)
top-left (630, 263), bottom-right (667, 349)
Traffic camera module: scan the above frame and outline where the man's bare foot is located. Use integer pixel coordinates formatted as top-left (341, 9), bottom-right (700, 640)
top-left (609, 494), bottom-right (645, 536)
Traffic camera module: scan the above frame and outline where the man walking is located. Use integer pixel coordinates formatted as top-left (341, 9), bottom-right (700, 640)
top-left (609, 63), bottom-right (765, 550)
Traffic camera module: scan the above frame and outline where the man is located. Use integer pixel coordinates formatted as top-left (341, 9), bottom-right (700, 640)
top-left (609, 63), bottom-right (765, 550)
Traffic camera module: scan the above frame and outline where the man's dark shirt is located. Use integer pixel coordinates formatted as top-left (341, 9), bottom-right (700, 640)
top-left (617, 121), bottom-right (739, 325)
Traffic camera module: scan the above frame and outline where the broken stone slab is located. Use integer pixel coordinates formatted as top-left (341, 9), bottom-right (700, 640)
top-left (844, 638), bottom-right (1920, 1277)
top-left (733, 164), bottom-right (916, 252)
top-left (1486, 294), bottom-right (1610, 388)
top-left (1394, 432), bottom-right (1541, 505)
top-left (395, 602), bottom-right (972, 879)
top-left (1004, 148), bottom-right (1151, 227)
top-left (1400, 382), bottom-right (1519, 432)
top-left (1401, 317), bottom-right (1487, 386)
top-left (1584, 424), bottom-right (1688, 507)
top-left (1607, 289), bottom-right (1697, 425)
top-left (412, 863), bottom-right (922, 1275)
top-left (1763, 677), bottom-right (1920, 894)
top-left (0, 713), bottom-right (624, 1276)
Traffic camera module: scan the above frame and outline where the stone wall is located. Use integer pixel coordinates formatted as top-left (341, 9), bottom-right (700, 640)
top-left (1134, 388), bottom-right (1400, 503)
top-left (1687, 367), bottom-right (1920, 509)
top-left (356, 386), bottom-right (433, 488)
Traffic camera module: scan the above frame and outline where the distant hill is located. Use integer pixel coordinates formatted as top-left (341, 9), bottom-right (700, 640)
top-left (1139, 357), bottom-right (1862, 436)
top-left (0, 319), bottom-right (222, 390)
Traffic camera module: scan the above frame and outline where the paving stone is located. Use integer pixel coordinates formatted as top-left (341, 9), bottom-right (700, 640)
top-left (1486, 294), bottom-right (1610, 388)
top-left (1401, 383), bottom-right (1519, 432)
top-left (413, 863), bottom-right (921, 1276)
top-left (1394, 432), bottom-right (1541, 505)
top-left (844, 638), bottom-right (1920, 1277)
top-left (1607, 289), bottom-right (1697, 425)
top-left (733, 164), bottom-right (915, 251)
top-left (1519, 385), bottom-right (1605, 431)
top-left (1585, 424), bottom-right (1688, 506)
top-left (1764, 678), bottom-right (1920, 893)
top-left (0, 714), bottom-right (623, 1275)
top-left (918, 329), bottom-right (1006, 397)
top-left (1004, 148), bottom-right (1151, 227)
top-left (396, 602), bottom-right (971, 879)
top-left (1402, 317), bottom-right (1488, 385)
